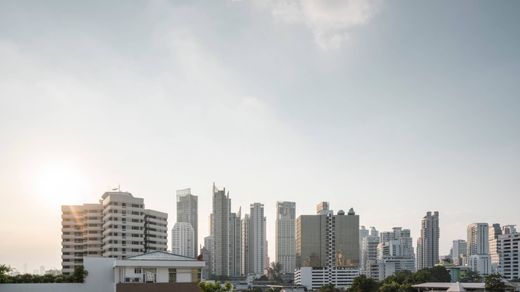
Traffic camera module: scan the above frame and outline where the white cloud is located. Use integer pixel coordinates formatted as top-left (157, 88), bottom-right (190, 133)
top-left (262, 0), bottom-right (381, 50)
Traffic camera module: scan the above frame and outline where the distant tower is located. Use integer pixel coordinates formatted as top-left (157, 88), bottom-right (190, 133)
top-left (249, 203), bottom-right (267, 276)
top-left (176, 188), bottom-right (198, 256)
top-left (276, 201), bottom-right (296, 274)
top-left (172, 222), bottom-right (195, 257)
top-left (416, 211), bottom-right (439, 269)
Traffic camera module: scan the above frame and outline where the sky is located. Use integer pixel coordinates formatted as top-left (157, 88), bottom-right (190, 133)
top-left (1, 0), bottom-right (520, 273)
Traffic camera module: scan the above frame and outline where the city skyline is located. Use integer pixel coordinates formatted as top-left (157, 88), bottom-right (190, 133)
top-left (1, 0), bottom-right (520, 275)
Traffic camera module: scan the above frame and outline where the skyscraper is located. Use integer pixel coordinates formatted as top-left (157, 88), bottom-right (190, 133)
top-left (171, 222), bottom-right (195, 257)
top-left (467, 223), bottom-right (489, 256)
top-left (276, 201), bottom-right (296, 274)
top-left (451, 240), bottom-right (467, 266)
top-left (467, 223), bottom-right (491, 274)
top-left (295, 204), bottom-right (360, 290)
top-left (176, 188), bottom-right (198, 255)
top-left (416, 211), bottom-right (439, 269)
top-left (249, 203), bottom-right (267, 276)
top-left (241, 214), bottom-right (250, 276)
top-left (496, 226), bottom-right (520, 280)
top-left (230, 209), bottom-right (242, 277)
top-left (211, 183), bottom-right (230, 277)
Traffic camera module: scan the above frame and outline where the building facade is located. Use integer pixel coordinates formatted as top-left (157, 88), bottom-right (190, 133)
top-left (276, 201), bottom-right (296, 275)
top-left (172, 222), bottom-right (195, 258)
top-left (249, 203), bottom-right (267, 276)
top-left (295, 204), bottom-right (359, 290)
top-left (496, 227), bottom-right (519, 280)
top-left (176, 189), bottom-right (198, 255)
top-left (376, 227), bottom-right (415, 280)
top-left (451, 240), bottom-right (467, 266)
top-left (61, 204), bottom-right (103, 275)
top-left (61, 191), bottom-right (168, 275)
top-left (416, 211), bottom-right (439, 269)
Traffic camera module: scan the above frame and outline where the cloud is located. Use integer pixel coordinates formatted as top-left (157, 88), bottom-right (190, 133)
top-left (262, 0), bottom-right (381, 50)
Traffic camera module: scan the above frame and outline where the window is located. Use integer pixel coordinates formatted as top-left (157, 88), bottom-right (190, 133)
top-left (134, 268), bottom-right (141, 274)
top-left (191, 268), bottom-right (201, 283)
top-left (168, 269), bottom-right (176, 283)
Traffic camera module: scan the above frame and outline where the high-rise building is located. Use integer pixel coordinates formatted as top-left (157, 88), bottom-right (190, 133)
top-left (295, 204), bottom-right (360, 290)
top-left (276, 201), bottom-right (296, 275)
top-left (61, 191), bottom-right (168, 275)
top-left (496, 227), bottom-right (520, 280)
top-left (241, 214), bottom-right (250, 276)
top-left (209, 183), bottom-right (241, 277)
top-left (230, 209), bottom-right (242, 277)
top-left (211, 183), bottom-right (230, 277)
top-left (416, 211), bottom-right (439, 269)
top-left (144, 209), bottom-right (168, 252)
top-left (202, 236), bottom-right (214, 279)
top-left (361, 234), bottom-right (380, 279)
top-left (467, 223), bottom-right (489, 256)
top-left (176, 188), bottom-right (198, 254)
top-left (249, 203), bottom-right (267, 276)
top-left (171, 222), bottom-right (195, 257)
top-left (489, 223), bottom-right (502, 272)
top-left (451, 240), bottom-right (467, 266)
top-left (61, 204), bottom-right (103, 275)
top-left (376, 227), bottom-right (415, 280)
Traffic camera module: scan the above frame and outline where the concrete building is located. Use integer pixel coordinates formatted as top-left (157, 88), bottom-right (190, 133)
top-left (376, 227), bottom-right (415, 280)
top-left (361, 235), bottom-right (380, 279)
top-left (496, 227), bottom-right (520, 280)
top-left (171, 222), bottom-right (195, 258)
top-left (451, 240), bottom-right (467, 266)
top-left (249, 203), bottom-right (267, 276)
top-left (61, 191), bottom-right (168, 275)
top-left (276, 201), bottom-right (296, 275)
top-left (144, 209), bottom-right (168, 252)
top-left (241, 214), bottom-right (250, 276)
top-left (230, 209), bottom-right (242, 277)
top-left (202, 236), bottom-right (214, 279)
top-left (469, 254), bottom-right (491, 275)
top-left (211, 183), bottom-right (231, 277)
top-left (176, 189), bottom-right (198, 255)
top-left (61, 203), bottom-right (103, 275)
top-left (489, 223), bottom-right (502, 272)
top-left (416, 211), bottom-right (439, 269)
top-left (467, 223), bottom-right (489, 256)
top-left (295, 204), bottom-right (359, 290)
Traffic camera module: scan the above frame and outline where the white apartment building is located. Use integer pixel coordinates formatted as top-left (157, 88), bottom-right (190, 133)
top-left (469, 254), bottom-right (491, 275)
top-left (61, 191), bottom-right (168, 274)
top-left (61, 203), bottom-right (103, 275)
top-left (361, 235), bottom-right (380, 278)
top-left (102, 192), bottom-right (147, 258)
top-left (376, 227), bottom-right (415, 280)
top-left (467, 223), bottom-right (489, 256)
top-left (176, 188), bottom-right (198, 255)
top-left (276, 201), bottom-right (296, 275)
top-left (295, 267), bottom-right (359, 290)
top-left (496, 229), bottom-right (520, 280)
top-left (172, 222), bottom-right (195, 258)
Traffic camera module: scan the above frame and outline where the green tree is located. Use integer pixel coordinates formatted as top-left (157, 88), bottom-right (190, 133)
top-left (379, 281), bottom-right (401, 292)
top-left (413, 266), bottom-right (450, 283)
top-left (485, 273), bottom-right (506, 291)
top-left (0, 265), bottom-right (11, 283)
top-left (349, 275), bottom-right (379, 292)
top-left (267, 262), bottom-right (283, 282)
top-left (459, 270), bottom-right (483, 283)
top-left (199, 281), bottom-right (233, 292)
top-left (69, 266), bottom-right (88, 283)
top-left (319, 283), bottom-right (341, 292)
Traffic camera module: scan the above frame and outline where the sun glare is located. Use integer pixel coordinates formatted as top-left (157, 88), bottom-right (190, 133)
top-left (31, 161), bottom-right (90, 207)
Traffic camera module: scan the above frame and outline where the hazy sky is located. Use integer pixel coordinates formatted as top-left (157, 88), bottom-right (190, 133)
top-left (1, 0), bottom-right (520, 272)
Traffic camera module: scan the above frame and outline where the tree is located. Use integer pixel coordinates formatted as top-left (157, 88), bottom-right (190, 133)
top-left (267, 262), bottom-right (283, 282)
top-left (349, 275), bottom-right (379, 292)
top-left (319, 283), bottom-right (341, 292)
top-left (70, 265), bottom-right (88, 283)
top-left (379, 281), bottom-right (401, 292)
top-left (413, 266), bottom-right (450, 283)
top-left (0, 265), bottom-right (11, 283)
top-left (460, 270), bottom-right (483, 283)
top-left (199, 281), bottom-right (233, 292)
top-left (485, 273), bottom-right (506, 291)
